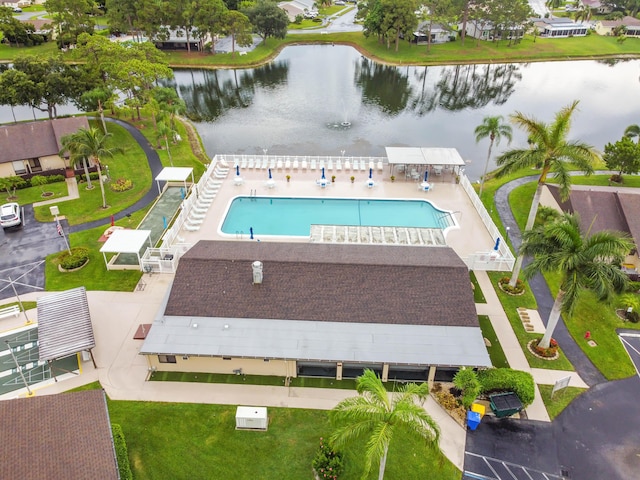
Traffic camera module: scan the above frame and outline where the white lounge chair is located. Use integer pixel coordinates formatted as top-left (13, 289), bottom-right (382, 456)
top-left (310, 159), bottom-right (317, 170)
top-left (301, 160), bottom-right (308, 170)
top-left (344, 160), bottom-right (351, 171)
top-left (284, 159), bottom-right (291, 170)
top-left (292, 159), bottom-right (299, 170)
top-left (185, 223), bottom-right (200, 232)
top-left (277, 159), bottom-right (284, 170)
top-left (188, 215), bottom-right (204, 223)
top-left (434, 165), bottom-right (443, 175)
top-left (241, 158), bottom-right (247, 169)
top-left (327, 159), bottom-right (334, 171)
top-left (218, 158), bottom-right (229, 168)
top-left (248, 157), bottom-right (255, 169)
top-left (360, 160), bottom-right (367, 172)
top-left (369, 161), bottom-right (375, 171)
top-left (269, 158), bottom-right (276, 169)
top-left (319, 159), bottom-right (325, 171)
top-left (261, 158), bottom-right (268, 169)
top-left (336, 159), bottom-right (342, 171)
top-left (377, 161), bottom-right (384, 171)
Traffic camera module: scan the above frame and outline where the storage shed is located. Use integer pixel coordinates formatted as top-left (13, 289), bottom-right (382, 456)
top-left (236, 406), bottom-right (268, 431)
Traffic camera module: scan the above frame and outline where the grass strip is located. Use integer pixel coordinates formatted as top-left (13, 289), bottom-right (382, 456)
top-left (478, 315), bottom-right (509, 369)
top-left (537, 384), bottom-right (587, 420)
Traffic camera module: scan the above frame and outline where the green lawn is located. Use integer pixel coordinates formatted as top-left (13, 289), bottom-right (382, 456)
top-left (2, 181), bottom-right (69, 205)
top-left (103, 396), bottom-right (461, 480)
top-left (163, 31), bottom-right (640, 69)
top-left (44, 210), bottom-right (147, 292)
top-left (537, 384), bottom-right (587, 420)
top-left (0, 300), bottom-right (37, 311)
top-left (486, 271), bottom-right (574, 371)
top-left (471, 271), bottom-right (486, 303)
top-left (508, 181), bottom-right (640, 379)
top-left (33, 120), bottom-right (151, 225)
top-left (478, 315), bottom-right (510, 368)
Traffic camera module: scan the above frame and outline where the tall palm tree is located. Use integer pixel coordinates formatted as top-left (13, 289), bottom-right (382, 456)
top-left (330, 369), bottom-right (439, 480)
top-left (520, 213), bottom-right (632, 349)
top-left (495, 100), bottom-right (599, 288)
top-left (61, 127), bottom-right (123, 209)
top-left (474, 115), bottom-right (513, 198)
top-left (624, 124), bottom-right (640, 144)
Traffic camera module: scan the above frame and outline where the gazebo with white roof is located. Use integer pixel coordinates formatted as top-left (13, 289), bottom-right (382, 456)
top-left (154, 167), bottom-right (194, 195)
top-left (99, 229), bottom-right (153, 271)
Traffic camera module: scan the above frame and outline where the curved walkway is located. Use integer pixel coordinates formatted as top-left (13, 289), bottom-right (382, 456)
top-left (495, 175), bottom-right (605, 386)
top-left (70, 118), bottom-right (165, 233)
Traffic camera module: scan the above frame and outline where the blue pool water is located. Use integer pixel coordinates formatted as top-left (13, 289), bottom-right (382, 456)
top-left (220, 197), bottom-right (455, 236)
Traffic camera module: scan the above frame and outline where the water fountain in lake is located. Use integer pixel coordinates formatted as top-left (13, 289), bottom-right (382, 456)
top-left (327, 99), bottom-right (352, 130)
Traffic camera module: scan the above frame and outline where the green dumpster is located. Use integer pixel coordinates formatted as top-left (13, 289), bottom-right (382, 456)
top-left (489, 392), bottom-right (523, 418)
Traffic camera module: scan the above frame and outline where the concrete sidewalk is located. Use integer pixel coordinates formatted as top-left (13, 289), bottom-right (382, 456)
top-left (474, 271), bottom-right (589, 422)
top-left (32, 177), bottom-right (80, 207)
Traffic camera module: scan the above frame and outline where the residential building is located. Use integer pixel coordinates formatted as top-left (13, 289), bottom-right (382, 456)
top-left (595, 16), bottom-right (640, 37)
top-left (532, 17), bottom-right (588, 38)
top-left (141, 241), bottom-right (491, 383)
top-left (0, 117), bottom-right (90, 178)
top-left (458, 19), bottom-right (525, 41)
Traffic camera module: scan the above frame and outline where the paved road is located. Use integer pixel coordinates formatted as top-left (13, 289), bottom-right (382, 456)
top-left (464, 175), bottom-right (640, 480)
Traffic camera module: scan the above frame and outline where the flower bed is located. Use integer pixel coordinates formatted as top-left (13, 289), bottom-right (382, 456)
top-left (497, 276), bottom-right (525, 295)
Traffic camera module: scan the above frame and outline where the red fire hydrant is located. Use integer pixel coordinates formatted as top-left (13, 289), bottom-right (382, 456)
top-left (585, 331), bottom-right (591, 340)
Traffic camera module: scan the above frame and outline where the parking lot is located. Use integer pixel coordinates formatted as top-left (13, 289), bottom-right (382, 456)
top-left (464, 452), bottom-right (564, 480)
top-left (0, 204), bottom-right (69, 300)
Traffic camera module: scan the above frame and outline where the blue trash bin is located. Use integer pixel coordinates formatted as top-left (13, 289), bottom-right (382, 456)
top-left (467, 410), bottom-right (481, 431)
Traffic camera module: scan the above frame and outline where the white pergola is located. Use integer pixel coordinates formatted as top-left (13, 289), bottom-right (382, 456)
top-left (100, 229), bottom-right (153, 271)
top-left (154, 167), bottom-right (194, 195)
top-left (385, 147), bottom-right (466, 172)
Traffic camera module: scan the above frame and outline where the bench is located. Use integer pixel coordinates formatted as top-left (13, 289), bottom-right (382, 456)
top-left (0, 305), bottom-right (20, 319)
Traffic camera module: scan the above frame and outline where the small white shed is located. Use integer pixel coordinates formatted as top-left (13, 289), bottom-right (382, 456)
top-left (235, 406), bottom-right (268, 431)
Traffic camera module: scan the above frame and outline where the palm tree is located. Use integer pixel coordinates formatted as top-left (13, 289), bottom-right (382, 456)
top-left (624, 124), bottom-right (640, 144)
top-left (61, 127), bottom-right (123, 209)
top-left (520, 213), bottom-right (632, 349)
top-left (330, 369), bottom-right (439, 480)
top-left (495, 100), bottom-right (599, 288)
top-left (474, 115), bottom-right (513, 198)
top-left (156, 121), bottom-right (175, 166)
top-left (60, 133), bottom-right (93, 190)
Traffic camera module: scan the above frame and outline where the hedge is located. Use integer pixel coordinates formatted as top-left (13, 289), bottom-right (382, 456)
top-left (112, 423), bottom-right (133, 480)
top-left (477, 368), bottom-right (535, 407)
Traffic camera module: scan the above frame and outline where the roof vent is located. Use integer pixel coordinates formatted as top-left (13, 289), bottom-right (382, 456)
top-left (252, 261), bottom-right (263, 284)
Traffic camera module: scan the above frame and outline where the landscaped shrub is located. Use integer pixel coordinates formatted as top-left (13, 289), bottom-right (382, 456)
top-left (112, 424), bottom-right (133, 480)
top-left (453, 368), bottom-right (481, 409)
top-left (110, 178), bottom-right (133, 192)
top-left (58, 247), bottom-right (90, 270)
top-left (77, 172), bottom-right (101, 182)
top-left (44, 174), bottom-right (65, 184)
top-left (312, 437), bottom-right (343, 480)
top-left (432, 390), bottom-right (466, 424)
top-left (498, 276), bottom-right (525, 295)
top-left (477, 368), bottom-right (535, 407)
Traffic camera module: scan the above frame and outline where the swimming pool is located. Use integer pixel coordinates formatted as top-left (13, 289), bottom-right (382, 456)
top-left (220, 197), bottom-right (457, 236)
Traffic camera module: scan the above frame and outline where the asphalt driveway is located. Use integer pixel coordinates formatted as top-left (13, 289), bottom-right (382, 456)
top-left (0, 204), bottom-right (69, 299)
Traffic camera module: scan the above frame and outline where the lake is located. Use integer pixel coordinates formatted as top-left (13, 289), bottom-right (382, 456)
top-left (2, 45), bottom-right (639, 180)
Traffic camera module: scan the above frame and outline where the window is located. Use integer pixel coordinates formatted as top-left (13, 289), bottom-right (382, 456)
top-left (223, 357), bottom-right (232, 360)
top-left (12, 161), bottom-right (26, 175)
top-left (158, 355), bottom-right (177, 363)
top-left (28, 158), bottom-right (42, 173)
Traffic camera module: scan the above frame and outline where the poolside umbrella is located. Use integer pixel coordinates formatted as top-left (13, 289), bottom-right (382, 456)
top-left (268, 168), bottom-right (272, 179)
top-left (321, 167), bottom-right (325, 179)
top-left (236, 165), bottom-right (240, 176)
top-left (494, 237), bottom-right (500, 251)
top-left (424, 170), bottom-right (429, 182)
top-left (369, 168), bottom-right (373, 179)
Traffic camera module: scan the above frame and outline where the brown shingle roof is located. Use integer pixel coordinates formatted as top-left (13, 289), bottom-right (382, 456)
top-left (165, 241), bottom-right (478, 327)
top-left (617, 193), bottom-right (640, 246)
top-left (0, 390), bottom-right (119, 480)
top-left (0, 117), bottom-right (90, 164)
top-left (547, 185), bottom-right (628, 232)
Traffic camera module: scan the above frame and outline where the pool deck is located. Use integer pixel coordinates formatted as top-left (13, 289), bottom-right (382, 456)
top-left (179, 167), bottom-right (496, 261)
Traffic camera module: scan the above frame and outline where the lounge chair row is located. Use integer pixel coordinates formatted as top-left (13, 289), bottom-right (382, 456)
top-left (229, 157), bottom-right (385, 172)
